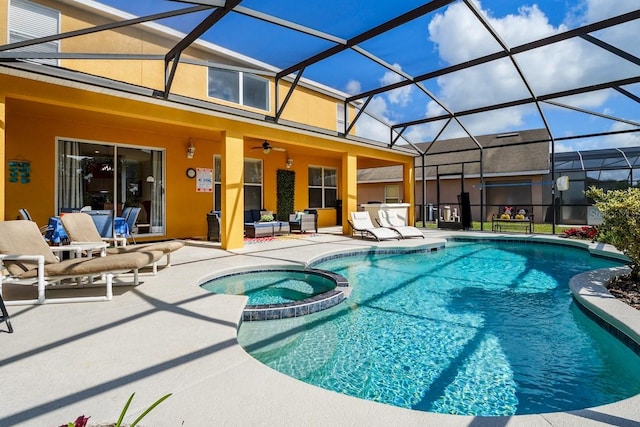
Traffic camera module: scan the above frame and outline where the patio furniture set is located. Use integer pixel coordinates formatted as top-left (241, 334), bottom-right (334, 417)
top-left (207, 209), bottom-right (318, 241)
top-left (0, 211), bottom-right (184, 307)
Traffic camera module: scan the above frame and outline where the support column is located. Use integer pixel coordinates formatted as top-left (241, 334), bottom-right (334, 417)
top-left (341, 152), bottom-right (357, 235)
top-left (403, 161), bottom-right (415, 225)
top-left (0, 93), bottom-right (5, 221)
top-left (221, 133), bottom-right (244, 249)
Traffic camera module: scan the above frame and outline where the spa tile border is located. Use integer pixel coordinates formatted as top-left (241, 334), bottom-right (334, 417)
top-left (574, 298), bottom-right (640, 356)
top-left (239, 268), bottom-right (349, 321)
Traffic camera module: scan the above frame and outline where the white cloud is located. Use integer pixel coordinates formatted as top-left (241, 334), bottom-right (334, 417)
top-left (581, 0), bottom-right (639, 24)
top-left (555, 122), bottom-right (640, 152)
top-left (356, 96), bottom-right (395, 142)
top-left (355, 0), bottom-right (639, 148)
top-left (345, 79), bottom-right (361, 95)
top-left (419, 0), bottom-right (640, 145)
top-left (380, 65), bottom-right (412, 106)
top-left (598, 122), bottom-right (640, 148)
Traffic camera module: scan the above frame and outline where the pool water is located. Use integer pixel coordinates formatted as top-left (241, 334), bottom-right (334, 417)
top-left (238, 240), bottom-right (640, 416)
top-left (202, 270), bottom-right (336, 305)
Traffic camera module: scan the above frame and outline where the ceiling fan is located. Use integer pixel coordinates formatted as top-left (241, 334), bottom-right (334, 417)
top-left (252, 140), bottom-right (286, 154)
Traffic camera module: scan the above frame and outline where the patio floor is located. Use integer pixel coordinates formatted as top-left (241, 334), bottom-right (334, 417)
top-left (1, 228), bottom-right (639, 426)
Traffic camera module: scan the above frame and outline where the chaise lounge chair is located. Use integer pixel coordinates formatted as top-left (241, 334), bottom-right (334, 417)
top-left (60, 213), bottom-right (184, 274)
top-left (376, 211), bottom-right (424, 239)
top-left (0, 220), bottom-right (163, 305)
top-left (348, 211), bottom-right (401, 241)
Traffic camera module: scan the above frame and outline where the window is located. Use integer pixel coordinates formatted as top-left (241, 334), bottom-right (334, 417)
top-left (309, 166), bottom-right (337, 208)
top-left (214, 156), bottom-right (221, 211)
top-left (215, 156), bottom-right (263, 210)
top-left (384, 185), bottom-right (400, 203)
top-left (244, 159), bottom-right (263, 209)
top-left (9, 0), bottom-right (60, 66)
top-left (208, 67), bottom-right (269, 110)
top-left (337, 103), bottom-right (346, 133)
top-left (57, 140), bottom-right (165, 235)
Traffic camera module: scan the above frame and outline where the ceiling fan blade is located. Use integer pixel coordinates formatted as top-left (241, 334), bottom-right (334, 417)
top-left (272, 147), bottom-right (286, 151)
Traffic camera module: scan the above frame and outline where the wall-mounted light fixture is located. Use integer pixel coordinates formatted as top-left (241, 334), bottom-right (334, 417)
top-left (187, 139), bottom-right (196, 159)
top-left (286, 157), bottom-right (293, 169)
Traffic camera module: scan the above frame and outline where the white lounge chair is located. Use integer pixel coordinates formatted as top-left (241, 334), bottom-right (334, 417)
top-left (348, 211), bottom-right (400, 241)
top-left (0, 220), bottom-right (163, 305)
top-left (60, 213), bottom-right (184, 274)
top-left (377, 211), bottom-right (424, 239)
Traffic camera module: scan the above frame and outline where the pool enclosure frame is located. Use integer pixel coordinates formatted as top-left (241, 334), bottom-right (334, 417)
top-left (2, 1), bottom-right (640, 238)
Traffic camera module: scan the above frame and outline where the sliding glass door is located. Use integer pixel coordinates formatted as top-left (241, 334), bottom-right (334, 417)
top-left (57, 139), bottom-right (165, 235)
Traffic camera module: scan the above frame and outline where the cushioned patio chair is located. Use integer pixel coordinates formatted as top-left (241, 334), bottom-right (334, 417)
top-left (288, 211), bottom-right (317, 233)
top-left (348, 211), bottom-right (400, 241)
top-left (17, 208), bottom-right (50, 235)
top-left (61, 213), bottom-right (184, 274)
top-left (376, 211), bottom-right (424, 239)
top-left (0, 220), bottom-right (163, 305)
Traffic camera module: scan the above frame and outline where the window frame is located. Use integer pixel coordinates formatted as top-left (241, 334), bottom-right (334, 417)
top-left (384, 184), bottom-right (400, 203)
top-left (214, 156), bottom-right (264, 211)
top-left (8, 0), bottom-right (60, 66)
top-left (207, 67), bottom-right (270, 111)
top-left (308, 166), bottom-right (338, 209)
top-left (55, 137), bottom-right (166, 236)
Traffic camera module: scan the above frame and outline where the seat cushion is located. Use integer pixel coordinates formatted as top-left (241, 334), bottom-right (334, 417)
top-left (106, 240), bottom-right (184, 255)
top-left (60, 213), bottom-right (105, 242)
top-left (17, 250), bottom-right (164, 279)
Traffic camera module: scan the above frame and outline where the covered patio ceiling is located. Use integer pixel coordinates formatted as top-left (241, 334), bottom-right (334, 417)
top-left (1, 0), bottom-right (639, 156)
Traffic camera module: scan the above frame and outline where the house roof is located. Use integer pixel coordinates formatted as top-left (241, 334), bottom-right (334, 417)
top-left (2, 1), bottom-right (639, 155)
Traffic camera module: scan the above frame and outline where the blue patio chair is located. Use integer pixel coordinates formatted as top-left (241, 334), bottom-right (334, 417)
top-left (124, 207), bottom-right (141, 243)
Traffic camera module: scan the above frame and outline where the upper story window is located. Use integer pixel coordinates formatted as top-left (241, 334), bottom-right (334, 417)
top-left (9, 0), bottom-right (60, 66)
top-left (337, 103), bottom-right (349, 133)
top-left (208, 67), bottom-right (269, 110)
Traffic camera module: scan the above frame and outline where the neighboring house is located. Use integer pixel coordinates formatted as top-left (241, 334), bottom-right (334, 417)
top-left (0, 0), bottom-right (415, 248)
top-left (358, 129), bottom-right (552, 223)
top-left (359, 129), bottom-right (640, 226)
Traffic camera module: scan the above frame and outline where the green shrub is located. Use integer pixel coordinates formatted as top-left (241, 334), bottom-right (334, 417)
top-left (585, 186), bottom-right (640, 279)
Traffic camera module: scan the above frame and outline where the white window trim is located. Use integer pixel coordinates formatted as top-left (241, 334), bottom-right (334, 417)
top-left (8, 0), bottom-right (60, 66)
top-left (55, 137), bottom-right (166, 235)
top-left (309, 165), bottom-right (338, 208)
top-left (207, 67), bottom-right (270, 111)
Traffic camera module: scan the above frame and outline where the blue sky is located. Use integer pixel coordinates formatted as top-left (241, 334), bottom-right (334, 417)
top-left (97, 0), bottom-right (640, 152)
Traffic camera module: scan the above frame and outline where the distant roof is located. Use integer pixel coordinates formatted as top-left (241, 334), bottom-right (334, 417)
top-left (358, 129), bottom-right (551, 182)
top-left (555, 147), bottom-right (640, 171)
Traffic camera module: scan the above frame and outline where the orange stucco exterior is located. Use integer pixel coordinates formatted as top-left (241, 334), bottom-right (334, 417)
top-left (0, 0), bottom-right (415, 249)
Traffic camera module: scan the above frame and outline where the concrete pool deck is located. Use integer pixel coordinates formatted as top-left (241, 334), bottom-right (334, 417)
top-left (1, 229), bottom-right (639, 426)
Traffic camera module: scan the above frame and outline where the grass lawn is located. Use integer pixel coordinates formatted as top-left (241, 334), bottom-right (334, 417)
top-left (417, 221), bottom-right (572, 235)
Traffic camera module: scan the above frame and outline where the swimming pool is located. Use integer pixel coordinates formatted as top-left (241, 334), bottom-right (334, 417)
top-left (238, 240), bottom-right (640, 416)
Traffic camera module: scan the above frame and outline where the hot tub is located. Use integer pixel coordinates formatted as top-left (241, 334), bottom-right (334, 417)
top-left (201, 268), bottom-right (349, 321)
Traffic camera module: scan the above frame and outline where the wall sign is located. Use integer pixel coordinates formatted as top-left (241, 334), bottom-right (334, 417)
top-left (8, 160), bottom-right (31, 184)
top-left (196, 168), bottom-right (213, 192)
